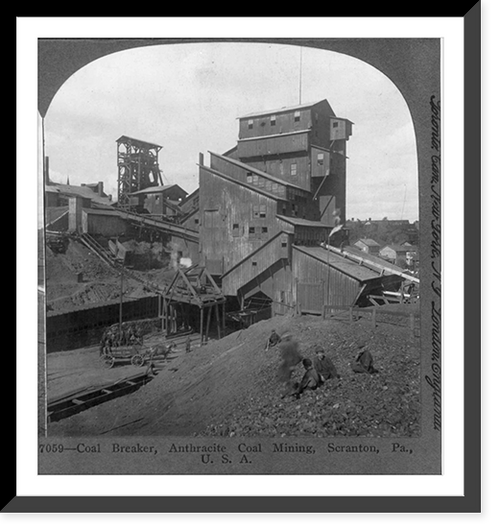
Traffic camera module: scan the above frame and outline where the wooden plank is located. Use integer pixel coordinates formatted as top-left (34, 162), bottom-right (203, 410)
top-left (205, 305), bottom-right (213, 343)
top-left (215, 303), bottom-right (221, 340)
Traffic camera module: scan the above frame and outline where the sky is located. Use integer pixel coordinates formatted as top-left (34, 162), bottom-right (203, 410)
top-left (42, 41), bottom-right (419, 222)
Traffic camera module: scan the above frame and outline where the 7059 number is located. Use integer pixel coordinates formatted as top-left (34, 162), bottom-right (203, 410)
top-left (39, 443), bottom-right (64, 453)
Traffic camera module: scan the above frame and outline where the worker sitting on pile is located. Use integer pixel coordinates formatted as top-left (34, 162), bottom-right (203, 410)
top-left (294, 358), bottom-right (322, 398)
top-left (312, 346), bottom-right (339, 382)
top-left (265, 329), bottom-right (282, 351)
top-left (351, 340), bottom-right (379, 374)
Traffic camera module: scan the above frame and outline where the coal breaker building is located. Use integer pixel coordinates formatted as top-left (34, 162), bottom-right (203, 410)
top-left (197, 100), bottom-right (403, 315)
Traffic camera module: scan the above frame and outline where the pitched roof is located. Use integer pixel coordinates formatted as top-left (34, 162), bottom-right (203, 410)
top-left (380, 244), bottom-right (412, 253)
top-left (237, 99), bottom-right (332, 120)
top-left (354, 238), bottom-right (380, 247)
top-left (45, 183), bottom-right (114, 205)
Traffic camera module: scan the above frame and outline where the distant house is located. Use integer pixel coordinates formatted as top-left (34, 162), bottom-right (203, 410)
top-left (45, 181), bottom-right (114, 209)
top-left (129, 184), bottom-right (188, 217)
top-left (379, 244), bottom-right (416, 266)
top-left (353, 238), bottom-right (380, 255)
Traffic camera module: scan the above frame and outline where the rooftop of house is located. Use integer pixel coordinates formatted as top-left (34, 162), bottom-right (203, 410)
top-left (45, 182), bottom-right (114, 205)
top-left (354, 238), bottom-right (380, 247)
top-left (237, 99), bottom-right (333, 120)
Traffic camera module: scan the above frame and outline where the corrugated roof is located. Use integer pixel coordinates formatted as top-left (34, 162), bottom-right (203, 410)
top-left (237, 100), bottom-right (330, 119)
top-left (210, 152), bottom-right (309, 192)
top-left (277, 215), bottom-right (331, 229)
top-left (294, 245), bottom-right (384, 282)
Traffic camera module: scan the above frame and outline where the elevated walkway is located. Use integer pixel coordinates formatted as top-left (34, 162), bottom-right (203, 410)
top-left (115, 209), bottom-right (199, 243)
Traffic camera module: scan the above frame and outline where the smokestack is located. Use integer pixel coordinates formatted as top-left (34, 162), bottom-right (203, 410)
top-left (98, 181), bottom-right (104, 196)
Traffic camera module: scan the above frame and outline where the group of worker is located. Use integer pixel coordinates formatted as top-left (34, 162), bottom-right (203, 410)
top-left (266, 329), bottom-right (378, 399)
top-left (100, 325), bottom-right (143, 355)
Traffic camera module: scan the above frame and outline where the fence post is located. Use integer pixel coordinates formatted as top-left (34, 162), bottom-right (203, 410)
top-left (372, 307), bottom-right (377, 328)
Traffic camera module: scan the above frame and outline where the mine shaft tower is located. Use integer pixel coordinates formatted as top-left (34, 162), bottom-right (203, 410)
top-left (116, 135), bottom-right (164, 210)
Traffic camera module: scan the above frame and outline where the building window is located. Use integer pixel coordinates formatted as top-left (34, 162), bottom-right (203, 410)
top-left (332, 121), bottom-right (339, 128)
top-left (232, 223), bottom-right (240, 236)
top-left (270, 114), bottom-right (276, 126)
top-left (281, 240), bottom-right (288, 248)
top-left (272, 183), bottom-right (279, 194)
top-left (294, 111), bottom-right (300, 122)
top-left (253, 206), bottom-right (260, 219)
top-left (291, 163), bottom-right (297, 176)
top-left (262, 226), bottom-right (268, 238)
top-left (259, 204), bottom-right (267, 218)
top-left (194, 218), bottom-right (199, 225)
top-left (246, 172), bottom-right (253, 183)
top-left (248, 119), bottom-right (254, 130)
top-left (249, 226), bottom-right (256, 239)
top-left (252, 175), bottom-right (259, 186)
top-left (318, 153), bottom-right (324, 165)
top-left (252, 261), bottom-right (257, 267)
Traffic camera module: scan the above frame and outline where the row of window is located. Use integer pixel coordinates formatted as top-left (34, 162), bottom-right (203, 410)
top-left (247, 111), bottom-right (302, 130)
top-left (232, 223), bottom-right (273, 240)
top-left (245, 172), bottom-right (286, 196)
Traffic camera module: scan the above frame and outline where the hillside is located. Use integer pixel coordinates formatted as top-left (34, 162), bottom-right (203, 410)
top-left (45, 237), bottom-right (175, 314)
top-left (48, 313), bottom-right (420, 438)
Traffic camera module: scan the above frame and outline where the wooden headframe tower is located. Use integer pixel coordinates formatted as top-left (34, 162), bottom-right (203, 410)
top-left (116, 135), bottom-right (164, 210)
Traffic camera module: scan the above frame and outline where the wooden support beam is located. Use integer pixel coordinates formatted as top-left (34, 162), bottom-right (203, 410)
top-left (215, 303), bottom-right (221, 340)
top-left (200, 307), bottom-right (204, 345)
top-left (222, 301), bottom-right (226, 337)
top-left (205, 305), bottom-right (213, 344)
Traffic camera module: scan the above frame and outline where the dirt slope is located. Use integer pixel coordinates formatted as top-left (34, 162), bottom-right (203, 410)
top-left (48, 313), bottom-right (420, 438)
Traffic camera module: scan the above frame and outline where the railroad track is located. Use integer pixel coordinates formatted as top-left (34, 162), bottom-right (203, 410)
top-left (47, 373), bottom-right (154, 423)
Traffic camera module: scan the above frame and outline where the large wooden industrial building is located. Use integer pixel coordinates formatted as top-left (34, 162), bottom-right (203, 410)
top-left (193, 99), bottom-right (403, 314)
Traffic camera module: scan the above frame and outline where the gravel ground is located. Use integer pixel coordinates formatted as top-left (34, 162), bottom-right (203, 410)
top-left (201, 314), bottom-right (420, 438)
